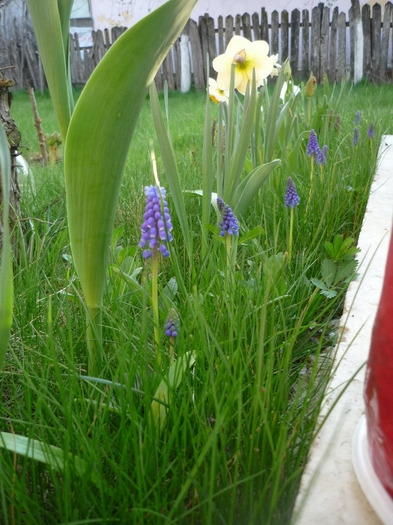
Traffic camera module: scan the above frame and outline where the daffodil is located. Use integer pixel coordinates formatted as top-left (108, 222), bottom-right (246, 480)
top-left (208, 78), bottom-right (229, 104)
top-left (212, 35), bottom-right (279, 95)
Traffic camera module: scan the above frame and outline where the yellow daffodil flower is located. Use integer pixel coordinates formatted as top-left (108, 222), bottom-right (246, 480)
top-left (212, 35), bottom-right (279, 95)
top-left (208, 78), bottom-right (229, 103)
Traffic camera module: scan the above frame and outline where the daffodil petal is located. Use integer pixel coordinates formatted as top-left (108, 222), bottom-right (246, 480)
top-left (247, 40), bottom-right (270, 57)
top-left (225, 35), bottom-right (252, 56)
top-left (212, 53), bottom-right (232, 74)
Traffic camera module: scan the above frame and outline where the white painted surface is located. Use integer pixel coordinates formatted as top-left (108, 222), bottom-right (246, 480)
top-left (88, 0), bottom-right (353, 30)
top-left (295, 136), bottom-right (393, 524)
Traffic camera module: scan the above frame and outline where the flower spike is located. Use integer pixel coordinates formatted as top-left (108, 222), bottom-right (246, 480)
top-left (139, 185), bottom-right (173, 259)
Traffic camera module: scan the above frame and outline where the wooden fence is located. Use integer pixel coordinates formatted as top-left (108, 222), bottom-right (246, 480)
top-left (2, 2), bottom-right (393, 91)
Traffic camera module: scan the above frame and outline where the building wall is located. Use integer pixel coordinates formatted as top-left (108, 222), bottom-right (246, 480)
top-left (88, 0), bottom-right (353, 31)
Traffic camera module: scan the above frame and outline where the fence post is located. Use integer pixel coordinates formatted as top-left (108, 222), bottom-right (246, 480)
top-left (351, 0), bottom-right (364, 83)
top-left (180, 33), bottom-right (191, 93)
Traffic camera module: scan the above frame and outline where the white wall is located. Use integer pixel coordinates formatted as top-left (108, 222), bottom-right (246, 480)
top-left (90, 0), bottom-right (353, 31)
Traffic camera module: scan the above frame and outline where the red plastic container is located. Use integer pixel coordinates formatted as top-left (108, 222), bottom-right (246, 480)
top-left (364, 227), bottom-right (393, 499)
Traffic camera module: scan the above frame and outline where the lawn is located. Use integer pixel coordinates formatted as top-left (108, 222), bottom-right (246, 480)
top-left (2, 78), bottom-right (393, 524)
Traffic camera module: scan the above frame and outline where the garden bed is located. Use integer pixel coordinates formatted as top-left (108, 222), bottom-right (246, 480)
top-left (295, 135), bottom-right (393, 525)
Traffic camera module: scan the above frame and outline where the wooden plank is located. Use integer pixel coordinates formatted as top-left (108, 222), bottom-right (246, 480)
top-left (349, 6), bottom-right (354, 80)
top-left (217, 16), bottom-right (224, 54)
top-left (302, 9), bottom-right (310, 79)
top-left (337, 12), bottom-right (347, 81)
top-left (320, 6), bottom-right (330, 82)
top-left (329, 7), bottom-right (338, 82)
top-left (261, 8), bottom-right (269, 44)
top-left (281, 10), bottom-right (289, 63)
top-left (271, 11), bottom-right (279, 56)
top-left (225, 15), bottom-right (234, 47)
top-left (199, 15), bottom-right (209, 82)
top-left (235, 14), bottom-right (241, 36)
top-left (242, 13), bottom-right (252, 40)
top-left (206, 14), bottom-right (217, 76)
top-left (380, 2), bottom-right (392, 80)
top-left (69, 34), bottom-right (77, 84)
top-left (174, 39), bottom-right (181, 90)
top-left (189, 18), bottom-right (205, 90)
top-left (162, 50), bottom-right (175, 91)
top-left (290, 9), bottom-right (300, 80)
top-left (252, 12), bottom-right (261, 41)
top-left (104, 28), bottom-right (111, 49)
top-left (362, 4), bottom-right (372, 78)
top-left (371, 3), bottom-right (381, 79)
top-left (310, 6), bottom-right (321, 81)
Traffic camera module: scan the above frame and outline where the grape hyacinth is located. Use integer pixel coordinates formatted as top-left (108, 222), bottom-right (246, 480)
top-left (139, 185), bottom-right (173, 259)
top-left (306, 129), bottom-right (320, 157)
top-left (165, 309), bottom-right (179, 338)
top-left (217, 197), bottom-right (239, 237)
top-left (354, 110), bottom-right (361, 124)
top-left (354, 127), bottom-right (359, 146)
top-left (285, 177), bottom-right (300, 208)
top-left (316, 144), bottom-right (328, 166)
top-left (368, 122), bottom-right (375, 139)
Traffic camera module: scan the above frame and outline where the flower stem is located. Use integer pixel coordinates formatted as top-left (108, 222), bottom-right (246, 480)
top-left (151, 249), bottom-right (161, 366)
top-left (305, 154), bottom-right (314, 216)
top-left (288, 207), bottom-right (294, 263)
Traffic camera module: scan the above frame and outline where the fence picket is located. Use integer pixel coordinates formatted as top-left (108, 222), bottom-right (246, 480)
top-left (320, 6), bottom-right (330, 81)
top-left (302, 9), bottom-right (310, 79)
top-left (381, 2), bottom-right (392, 80)
top-left (281, 10), bottom-right (289, 63)
top-left (329, 7), bottom-right (338, 82)
top-left (252, 12), bottom-right (261, 41)
top-left (311, 6), bottom-right (322, 81)
top-left (372, 3), bottom-right (382, 79)
top-left (290, 9), bottom-right (301, 79)
top-left (261, 8), bottom-right (269, 44)
top-left (338, 11), bottom-right (347, 80)
top-left (242, 13), bottom-right (252, 40)
top-left (271, 10), bottom-right (279, 56)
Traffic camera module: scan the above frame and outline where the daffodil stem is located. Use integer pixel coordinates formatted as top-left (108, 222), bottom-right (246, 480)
top-left (288, 207), bottom-right (294, 263)
top-left (307, 98), bottom-right (311, 127)
top-left (305, 154), bottom-right (314, 216)
top-left (151, 249), bottom-right (161, 366)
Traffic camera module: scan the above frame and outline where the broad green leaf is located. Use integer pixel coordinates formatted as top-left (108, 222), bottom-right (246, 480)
top-left (149, 82), bottom-right (192, 259)
top-left (0, 432), bottom-right (98, 485)
top-left (150, 351), bottom-right (196, 432)
top-left (0, 125), bottom-right (13, 370)
top-left (321, 258), bottom-right (337, 288)
top-left (234, 159), bottom-right (280, 217)
top-left (65, 0), bottom-right (197, 316)
top-left (26, 0), bottom-right (73, 140)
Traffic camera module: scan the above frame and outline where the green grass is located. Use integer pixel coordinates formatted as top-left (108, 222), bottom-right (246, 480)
top-left (2, 80), bottom-right (393, 524)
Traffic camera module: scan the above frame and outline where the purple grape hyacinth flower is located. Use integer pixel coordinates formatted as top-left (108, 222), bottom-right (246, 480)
top-left (307, 129), bottom-right (320, 157)
top-left (139, 185), bottom-right (173, 259)
top-left (165, 309), bottom-right (179, 338)
top-left (316, 144), bottom-right (328, 166)
top-left (354, 127), bottom-right (359, 146)
top-left (217, 197), bottom-right (239, 237)
top-left (354, 110), bottom-right (361, 124)
top-left (285, 177), bottom-right (300, 208)
top-left (368, 122), bottom-right (375, 139)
